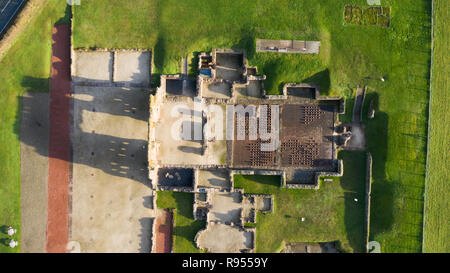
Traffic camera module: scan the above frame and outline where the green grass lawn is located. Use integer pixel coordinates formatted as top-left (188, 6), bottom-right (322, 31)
top-left (0, 0), bottom-right (69, 252)
top-left (0, 0), bottom-right (436, 254)
top-left (423, 0), bottom-right (449, 253)
top-left (234, 151), bottom-right (367, 253)
top-left (72, 0), bottom-right (431, 252)
top-left (156, 191), bottom-right (206, 253)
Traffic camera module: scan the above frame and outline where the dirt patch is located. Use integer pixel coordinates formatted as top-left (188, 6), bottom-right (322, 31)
top-left (114, 51), bottom-right (151, 87)
top-left (72, 51), bottom-right (113, 84)
top-left (280, 104), bottom-right (335, 169)
top-left (344, 6), bottom-right (390, 27)
top-left (197, 169), bottom-right (231, 190)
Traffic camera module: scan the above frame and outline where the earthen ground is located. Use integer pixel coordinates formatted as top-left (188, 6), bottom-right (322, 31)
top-left (114, 51), bottom-right (151, 86)
top-left (196, 223), bottom-right (249, 253)
top-left (208, 192), bottom-right (242, 224)
top-left (197, 169), bottom-right (230, 190)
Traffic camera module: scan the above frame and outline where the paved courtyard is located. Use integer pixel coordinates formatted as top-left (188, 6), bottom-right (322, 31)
top-left (208, 191), bottom-right (242, 224)
top-left (70, 85), bottom-right (154, 252)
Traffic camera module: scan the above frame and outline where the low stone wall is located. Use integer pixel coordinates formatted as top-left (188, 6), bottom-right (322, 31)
top-left (264, 94), bottom-right (287, 100)
top-left (194, 221), bottom-right (255, 253)
top-left (156, 186), bottom-right (195, 192)
top-left (284, 183), bottom-right (319, 190)
top-left (283, 160), bottom-right (344, 190)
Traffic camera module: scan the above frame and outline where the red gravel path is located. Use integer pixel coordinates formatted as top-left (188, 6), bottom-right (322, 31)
top-left (154, 209), bottom-right (173, 253)
top-left (46, 24), bottom-right (71, 253)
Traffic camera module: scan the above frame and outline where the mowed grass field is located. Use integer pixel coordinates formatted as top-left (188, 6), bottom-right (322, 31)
top-left (71, 0), bottom-right (432, 252)
top-left (156, 151), bottom-right (366, 253)
top-left (0, 0), bottom-right (69, 252)
top-left (156, 191), bottom-right (206, 253)
top-left (423, 0), bottom-right (449, 253)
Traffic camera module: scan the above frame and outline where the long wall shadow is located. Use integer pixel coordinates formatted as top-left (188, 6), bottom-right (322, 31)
top-left (232, 34), bottom-right (256, 61)
top-left (19, 76), bottom-right (151, 186)
top-left (338, 150), bottom-right (366, 253)
top-left (173, 192), bottom-right (206, 248)
top-left (152, 34), bottom-right (166, 88)
top-left (303, 68), bottom-right (330, 95)
top-left (337, 92), bottom-right (393, 252)
top-left (363, 93), bottom-right (394, 239)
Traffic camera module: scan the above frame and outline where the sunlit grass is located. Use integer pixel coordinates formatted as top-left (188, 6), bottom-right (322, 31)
top-left (71, 0), bottom-right (432, 252)
top-left (423, 0), bottom-right (449, 253)
top-left (0, 0), bottom-right (69, 253)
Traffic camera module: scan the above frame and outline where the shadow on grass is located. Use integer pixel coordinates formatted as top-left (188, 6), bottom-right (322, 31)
top-left (21, 76), bottom-right (49, 92)
top-left (232, 34), bottom-right (256, 61)
top-left (0, 225), bottom-right (9, 235)
top-left (258, 59), bottom-right (282, 95)
top-left (234, 175), bottom-right (281, 194)
top-left (364, 103), bottom-right (395, 238)
top-left (169, 192), bottom-right (205, 252)
top-left (151, 34), bottom-right (171, 88)
top-left (188, 52), bottom-right (200, 78)
top-left (14, 76), bottom-right (49, 146)
top-left (154, 35), bottom-right (166, 72)
top-left (55, 4), bottom-right (72, 25)
top-left (337, 92), bottom-right (393, 252)
top-left (338, 150), bottom-right (366, 253)
top-left (173, 222), bottom-right (206, 252)
top-left (303, 68), bottom-right (330, 96)
top-left (361, 91), bottom-right (379, 124)
top-left (18, 76), bottom-right (151, 186)
top-left (173, 192), bottom-right (195, 218)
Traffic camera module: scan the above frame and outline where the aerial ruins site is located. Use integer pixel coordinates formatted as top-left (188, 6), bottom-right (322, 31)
top-left (149, 49), bottom-right (350, 252)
